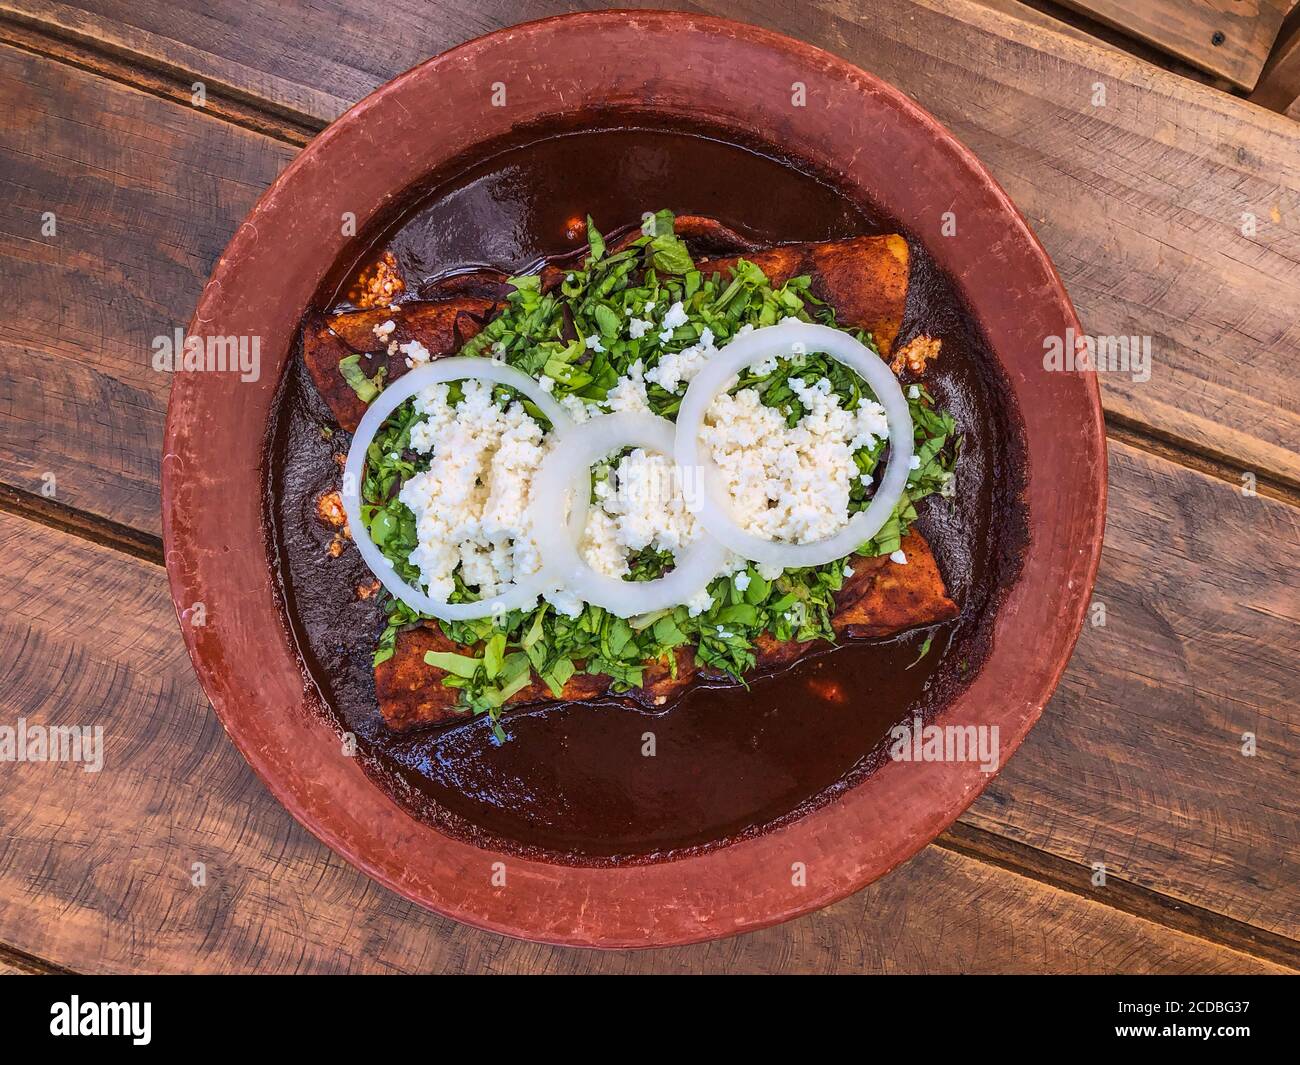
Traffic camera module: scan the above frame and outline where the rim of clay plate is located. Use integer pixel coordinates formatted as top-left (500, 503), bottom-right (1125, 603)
top-left (162, 10), bottom-right (1105, 948)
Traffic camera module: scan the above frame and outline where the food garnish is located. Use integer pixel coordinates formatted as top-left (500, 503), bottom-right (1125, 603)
top-left (332, 211), bottom-right (959, 733)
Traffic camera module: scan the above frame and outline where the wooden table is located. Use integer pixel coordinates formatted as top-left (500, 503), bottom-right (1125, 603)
top-left (0, 0), bottom-right (1296, 975)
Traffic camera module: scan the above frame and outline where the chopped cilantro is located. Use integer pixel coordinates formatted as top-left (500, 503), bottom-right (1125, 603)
top-left (355, 211), bottom-right (961, 732)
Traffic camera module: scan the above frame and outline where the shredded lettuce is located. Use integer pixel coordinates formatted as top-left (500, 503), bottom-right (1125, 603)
top-left (338, 353), bottom-right (386, 402)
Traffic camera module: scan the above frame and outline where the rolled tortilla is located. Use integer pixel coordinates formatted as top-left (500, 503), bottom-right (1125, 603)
top-left (374, 531), bottom-right (956, 732)
top-left (306, 228), bottom-right (911, 431)
top-left (700, 233), bottom-right (910, 356)
top-left (299, 220), bottom-right (951, 731)
top-left (302, 299), bottom-right (493, 432)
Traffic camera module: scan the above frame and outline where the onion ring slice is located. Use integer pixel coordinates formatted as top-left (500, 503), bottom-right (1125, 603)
top-left (342, 357), bottom-right (573, 620)
top-left (674, 321), bottom-right (913, 568)
top-left (528, 412), bottom-right (728, 618)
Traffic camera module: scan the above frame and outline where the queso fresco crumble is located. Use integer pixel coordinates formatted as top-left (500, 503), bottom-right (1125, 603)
top-left (352, 210), bottom-right (959, 732)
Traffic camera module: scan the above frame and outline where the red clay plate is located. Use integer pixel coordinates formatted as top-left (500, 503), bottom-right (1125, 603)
top-left (163, 11), bottom-right (1104, 948)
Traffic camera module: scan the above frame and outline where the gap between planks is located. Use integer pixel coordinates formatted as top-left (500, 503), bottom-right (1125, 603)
top-left (0, 8), bottom-right (319, 145)
top-left (1, 6), bottom-right (1298, 975)
top-left (1, 831), bottom-right (1295, 974)
top-left (943, 823), bottom-right (1300, 971)
top-left (0, 940), bottom-right (77, 975)
top-left (1104, 413), bottom-right (1300, 508)
top-left (0, 485), bottom-right (163, 565)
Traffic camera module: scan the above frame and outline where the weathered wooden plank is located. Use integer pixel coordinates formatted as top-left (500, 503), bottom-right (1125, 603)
top-left (966, 439), bottom-right (1300, 938)
top-left (1251, 11), bottom-right (1300, 113)
top-left (972, 0), bottom-right (1236, 86)
top-left (5, 0), bottom-right (1299, 494)
top-left (1054, 0), bottom-right (1296, 89)
top-left (0, 506), bottom-right (1286, 973)
top-left (972, 0), bottom-right (1117, 48)
top-left (0, 0), bottom-right (1295, 968)
top-left (0, 41), bottom-right (293, 534)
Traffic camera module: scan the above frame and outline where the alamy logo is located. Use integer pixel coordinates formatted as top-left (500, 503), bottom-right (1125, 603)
top-left (888, 716), bottom-right (1000, 774)
top-left (50, 997), bottom-right (151, 1045)
top-left (151, 327), bottom-right (261, 382)
top-left (0, 718), bottom-right (103, 772)
top-left (1042, 327), bottom-right (1151, 383)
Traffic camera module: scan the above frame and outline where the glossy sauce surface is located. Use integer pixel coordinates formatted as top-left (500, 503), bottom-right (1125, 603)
top-left (268, 127), bottom-right (1027, 864)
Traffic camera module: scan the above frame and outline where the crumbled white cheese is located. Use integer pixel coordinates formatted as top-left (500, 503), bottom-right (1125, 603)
top-left (645, 336), bottom-right (716, 393)
top-left (685, 588), bottom-right (714, 616)
top-left (373, 319), bottom-right (396, 339)
top-left (559, 393), bottom-right (596, 423)
top-left (603, 361), bottom-right (651, 414)
top-left (578, 446), bottom-right (701, 579)
top-left (890, 549), bottom-right (908, 565)
top-left (538, 375), bottom-right (555, 393)
top-left (908, 384), bottom-right (921, 399)
top-left (658, 300), bottom-right (688, 341)
top-left (395, 346), bottom-right (894, 618)
top-left (400, 380), bottom-right (548, 601)
top-left (628, 318), bottom-right (653, 340)
top-left (701, 370), bottom-right (889, 545)
top-left (585, 334), bottom-right (605, 353)
top-left (577, 506), bottom-right (629, 580)
top-left (843, 564), bottom-right (854, 577)
top-left (552, 367), bottom-right (719, 598)
top-left (400, 339), bottom-right (430, 368)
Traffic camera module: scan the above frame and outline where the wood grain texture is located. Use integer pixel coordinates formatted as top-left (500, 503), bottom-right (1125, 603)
top-left (966, 441), bottom-right (1300, 937)
top-left (1055, 0), bottom-right (1296, 88)
top-left (0, 0), bottom-right (1295, 971)
top-left (973, 0), bottom-right (1239, 86)
top-left (0, 41), bottom-right (293, 534)
top-left (4, 0), bottom-right (1298, 502)
top-left (1251, 9), bottom-right (1300, 111)
top-left (972, 0), bottom-right (1121, 47)
top-left (0, 506), bottom-right (1288, 974)
top-left (2, 439), bottom-right (1296, 970)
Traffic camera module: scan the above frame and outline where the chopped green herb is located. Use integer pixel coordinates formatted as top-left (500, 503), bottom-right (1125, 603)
top-left (360, 210), bottom-right (961, 734)
top-left (906, 634), bottom-right (935, 670)
top-left (338, 353), bottom-right (386, 402)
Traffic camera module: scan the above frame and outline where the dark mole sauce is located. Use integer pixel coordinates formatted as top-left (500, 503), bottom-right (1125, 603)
top-left (267, 125), bottom-right (1029, 864)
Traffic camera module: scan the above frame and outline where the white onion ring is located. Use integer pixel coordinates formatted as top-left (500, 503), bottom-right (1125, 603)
top-left (674, 321), bottom-right (913, 568)
top-left (528, 412), bottom-right (728, 618)
top-left (341, 357), bottom-right (573, 620)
